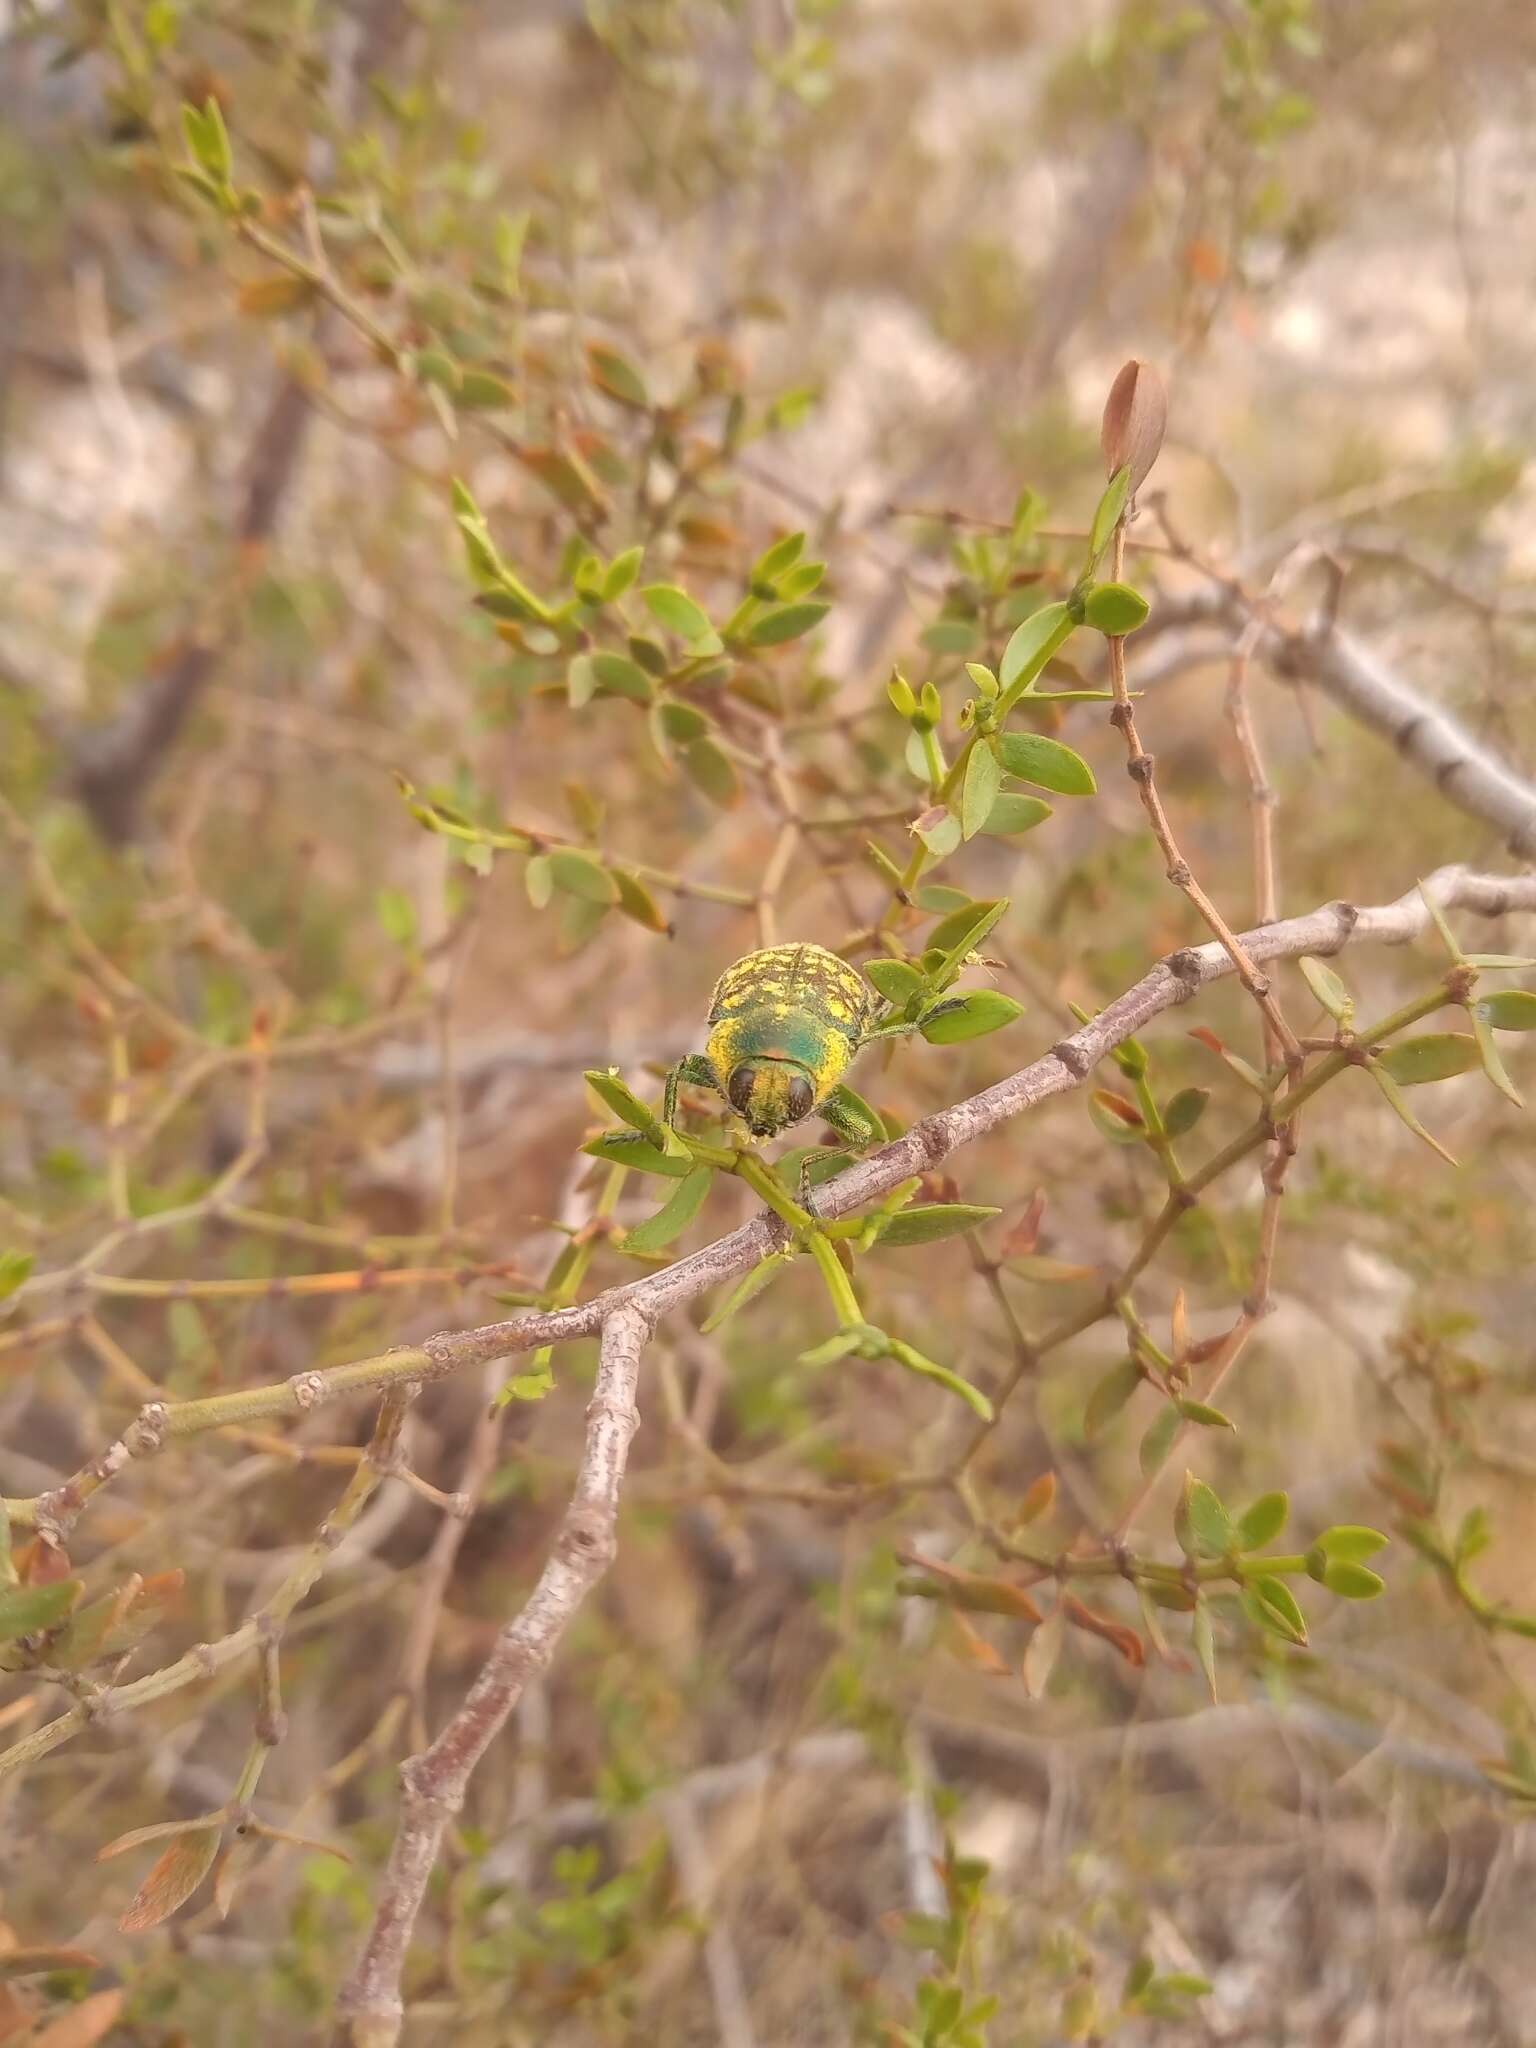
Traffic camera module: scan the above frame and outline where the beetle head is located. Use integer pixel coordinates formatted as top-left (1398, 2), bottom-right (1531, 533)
top-left (726, 1058), bottom-right (817, 1138)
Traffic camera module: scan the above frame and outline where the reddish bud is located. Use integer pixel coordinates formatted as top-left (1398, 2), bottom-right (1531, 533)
top-left (1100, 359), bottom-right (1168, 499)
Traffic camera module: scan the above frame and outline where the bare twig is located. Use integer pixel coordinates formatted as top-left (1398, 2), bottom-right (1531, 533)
top-left (1104, 525), bottom-right (1304, 1068)
top-left (331, 1305), bottom-right (649, 2046)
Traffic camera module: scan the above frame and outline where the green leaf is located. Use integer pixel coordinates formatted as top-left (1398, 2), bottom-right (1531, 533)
top-left (701, 1252), bottom-right (792, 1335)
top-left (683, 737), bottom-right (740, 807)
top-left (591, 651), bottom-right (654, 702)
top-left (993, 731), bottom-right (1096, 796)
top-left (583, 1068), bottom-right (674, 1149)
top-left (1138, 1404), bottom-right (1180, 1477)
top-left (999, 600), bottom-right (1072, 695)
top-left (914, 807), bottom-right (961, 858)
top-left (586, 343), bottom-right (649, 409)
top-left (1418, 881), bottom-right (1466, 962)
top-left (656, 701), bottom-right (709, 743)
top-left (1177, 1399), bottom-right (1236, 1431)
top-left (960, 741), bottom-right (1003, 840)
top-left (1177, 1474), bottom-right (1234, 1557)
top-left (1084, 1357), bottom-right (1141, 1438)
top-left (980, 791), bottom-right (1052, 836)
top-left (1477, 989), bottom-right (1536, 1030)
top-left (1235, 1490), bottom-right (1289, 1551)
top-left (455, 369), bottom-right (516, 411)
top-left (560, 892), bottom-right (608, 952)
top-left (1368, 1064), bottom-right (1457, 1166)
top-left (913, 885), bottom-right (971, 914)
top-left (602, 546), bottom-right (644, 602)
top-left (1191, 1598), bottom-right (1217, 1703)
top-left (920, 617), bottom-right (978, 655)
top-left (1464, 954), bottom-right (1536, 971)
top-left (1470, 1002), bottom-right (1523, 1108)
top-left (1162, 1086), bottom-right (1209, 1138)
top-left (548, 849), bottom-right (619, 904)
top-left (1088, 465), bottom-right (1131, 561)
top-left (610, 869), bottom-right (669, 935)
top-left (1123, 1957), bottom-right (1156, 2005)
top-left (865, 958), bottom-right (927, 1007)
top-left (1322, 1560), bottom-right (1385, 1600)
top-left (642, 583), bottom-right (717, 647)
top-left (0, 1250), bottom-right (34, 1301)
top-left (926, 897), bottom-right (1008, 973)
top-left (375, 888), bottom-right (417, 949)
top-left (581, 1133), bottom-right (694, 1178)
top-left (0, 1578), bottom-right (83, 1646)
top-left (498, 1359), bottom-right (556, 1404)
top-left (622, 1167), bottom-right (712, 1253)
top-left (181, 97), bottom-right (232, 183)
top-left (1088, 1090), bottom-right (1146, 1145)
top-left (566, 652), bottom-right (596, 709)
top-left (1082, 582), bottom-right (1150, 635)
top-left (1246, 1575), bottom-right (1308, 1646)
top-left (1021, 1605), bottom-right (1066, 1701)
top-left (873, 1203), bottom-right (1000, 1248)
top-left (1297, 955), bottom-right (1354, 1025)
top-left (746, 601), bottom-right (829, 646)
top-left (525, 853), bottom-right (553, 909)
top-left (1455, 1505), bottom-right (1492, 1567)
top-left (918, 991), bottom-right (1024, 1044)
top-left (1375, 1033), bottom-right (1480, 1085)
top-left (753, 532), bottom-right (805, 583)
top-left (1314, 1524), bottom-right (1389, 1564)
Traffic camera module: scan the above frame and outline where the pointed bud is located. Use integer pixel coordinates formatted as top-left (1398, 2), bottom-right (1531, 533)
top-left (1100, 359), bottom-right (1168, 499)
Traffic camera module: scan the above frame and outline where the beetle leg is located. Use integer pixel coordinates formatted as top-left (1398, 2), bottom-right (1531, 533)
top-left (822, 1083), bottom-right (880, 1148)
top-left (664, 1052), bottom-right (718, 1131)
top-left (798, 1085), bottom-right (882, 1206)
top-left (858, 1017), bottom-right (924, 1045)
top-left (797, 1145), bottom-right (845, 1207)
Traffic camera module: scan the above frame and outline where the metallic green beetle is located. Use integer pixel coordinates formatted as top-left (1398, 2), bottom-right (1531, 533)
top-left (664, 942), bottom-right (909, 1148)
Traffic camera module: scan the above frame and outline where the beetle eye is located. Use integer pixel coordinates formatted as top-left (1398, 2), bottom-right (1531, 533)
top-left (785, 1073), bottom-right (815, 1125)
top-left (727, 1067), bottom-right (758, 1116)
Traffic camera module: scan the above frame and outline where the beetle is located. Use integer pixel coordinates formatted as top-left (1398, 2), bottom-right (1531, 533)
top-left (663, 942), bottom-right (917, 1153)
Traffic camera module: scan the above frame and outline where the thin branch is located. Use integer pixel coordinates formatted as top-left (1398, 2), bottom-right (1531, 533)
top-left (331, 1304), bottom-right (649, 2046)
top-left (1145, 577), bottom-right (1536, 861)
top-left (1105, 525), bottom-right (1304, 1067)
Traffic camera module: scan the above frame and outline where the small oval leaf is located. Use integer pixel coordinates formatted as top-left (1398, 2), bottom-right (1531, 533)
top-left (622, 1166), bottom-right (713, 1253)
top-left (994, 730), bottom-right (1097, 796)
top-left (1375, 1033), bottom-right (1480, 1086)
top-left (918, 991), bottom-right (1024, 1044)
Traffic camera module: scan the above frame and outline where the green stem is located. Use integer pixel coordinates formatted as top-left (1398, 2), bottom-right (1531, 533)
top-left (730, 1152), bottom-right (814, 1235)
top-left (807, 1230), bottom-right (864, 1327)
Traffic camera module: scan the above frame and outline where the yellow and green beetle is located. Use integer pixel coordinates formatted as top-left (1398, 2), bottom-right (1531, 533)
top-left (665, 942), bottom-right (898, 1148)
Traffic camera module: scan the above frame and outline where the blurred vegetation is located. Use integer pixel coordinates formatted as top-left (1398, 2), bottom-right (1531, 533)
top-left (4, 1), bottom-right (1536, 2043)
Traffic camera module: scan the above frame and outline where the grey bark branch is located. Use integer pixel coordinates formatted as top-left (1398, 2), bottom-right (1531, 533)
top-left (1270, 617), bottom-right (1536, 860)
top-left (1152, 586), bottom-right (1536, 860)
top-left (332, 1304), bottom-right (648, 2046)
